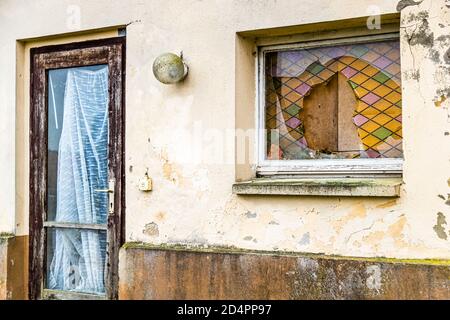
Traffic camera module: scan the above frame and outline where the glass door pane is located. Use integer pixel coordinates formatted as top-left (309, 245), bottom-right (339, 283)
top-left (46, 228), bottom-right (107, 294)
top-left (46, 65), bottom-right (109, 294)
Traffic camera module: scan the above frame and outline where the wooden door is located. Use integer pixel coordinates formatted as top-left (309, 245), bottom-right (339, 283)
top-left (29, 37), bottom-right (125, 300)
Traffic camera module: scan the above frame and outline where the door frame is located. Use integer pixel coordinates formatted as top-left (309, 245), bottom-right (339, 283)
top-left (29, 37), bottom-right (126, 300)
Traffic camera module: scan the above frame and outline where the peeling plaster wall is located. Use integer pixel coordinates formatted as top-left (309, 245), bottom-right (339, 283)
top-left (399, 0), bottom-right (450, 257)
top-left (0, 0), bottom-right (449, 260)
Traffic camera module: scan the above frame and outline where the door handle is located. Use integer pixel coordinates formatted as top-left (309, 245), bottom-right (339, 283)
top-left (94, 179), bottom-right (115, 214)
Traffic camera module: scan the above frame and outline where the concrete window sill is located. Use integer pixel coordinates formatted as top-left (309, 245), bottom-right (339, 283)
top-left (232, 177), bottom-right (402, 197)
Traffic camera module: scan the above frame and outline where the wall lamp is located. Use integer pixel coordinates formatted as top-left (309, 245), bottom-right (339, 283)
top-left (152, 52), bottom-right (189, 84)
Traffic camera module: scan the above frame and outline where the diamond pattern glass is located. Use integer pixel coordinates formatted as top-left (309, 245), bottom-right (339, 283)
top-left (265, 40), bottom-right (402, 160)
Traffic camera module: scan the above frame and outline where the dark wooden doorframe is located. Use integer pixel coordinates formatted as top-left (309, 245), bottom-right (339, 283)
top-left (29, 37), bottom-right (126, 300)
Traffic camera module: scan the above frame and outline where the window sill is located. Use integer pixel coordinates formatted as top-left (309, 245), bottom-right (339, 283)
top-left (232, 177), bottom-right (402, 197)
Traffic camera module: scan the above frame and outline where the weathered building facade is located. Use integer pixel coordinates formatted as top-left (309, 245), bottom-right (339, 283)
top-left (0, 0), bottom-right (449, 299)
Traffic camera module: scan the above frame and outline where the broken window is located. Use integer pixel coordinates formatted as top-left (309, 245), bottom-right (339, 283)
top-left (264, 39), bottom-right (402, 161)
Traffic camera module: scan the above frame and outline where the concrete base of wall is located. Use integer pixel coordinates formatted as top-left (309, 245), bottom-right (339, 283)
top-left (0, 235), bottom-right (28, 300)
top-left (119, 243), bottom-right (450, 300)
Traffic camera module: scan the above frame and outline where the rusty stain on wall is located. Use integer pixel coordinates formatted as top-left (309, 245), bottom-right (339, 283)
top-left (388, 215), bottom-right (409, 247)
top-left (162, 161), bottom-right (177, 184)
top-left (332, 203), bottom-right (367, 233)
top-left (362, 231), bottom-right (385, 245)
top-left (160, 149), bottom-right (183, 185)
top-left (155, 211), bottom-right (167, 222)
top-left (387, 215), bottom-right (407, 238)
top-left (376, 199), bottom-right (398, 209)
top-left (348, 203), bottom-right (368, 219)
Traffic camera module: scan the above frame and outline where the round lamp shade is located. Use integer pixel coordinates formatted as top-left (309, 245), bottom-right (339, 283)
top-left (152, 52), bottom-right (188, 84)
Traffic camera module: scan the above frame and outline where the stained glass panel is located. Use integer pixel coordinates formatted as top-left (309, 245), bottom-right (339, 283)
top-left (264, 40), bottom-right (402, 160)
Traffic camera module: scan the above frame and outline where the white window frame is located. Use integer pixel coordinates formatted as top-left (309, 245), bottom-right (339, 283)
top-left (256, 33), bottom-right (403, 177)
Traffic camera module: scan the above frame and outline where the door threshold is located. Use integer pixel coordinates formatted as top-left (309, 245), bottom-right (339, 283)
top-left (42, 289), bottom-right (107, 300)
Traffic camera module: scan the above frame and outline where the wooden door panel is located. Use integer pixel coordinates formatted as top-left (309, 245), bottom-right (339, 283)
top-left (29, 37), bottom-right (125, 300)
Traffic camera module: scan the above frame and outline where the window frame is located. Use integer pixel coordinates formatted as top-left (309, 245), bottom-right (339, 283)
top-left (256, 32), bottom-right (403, 177)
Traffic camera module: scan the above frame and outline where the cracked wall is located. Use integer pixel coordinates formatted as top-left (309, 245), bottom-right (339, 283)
top-left (0, 0), bottom-right (449, 263)
top-left (399, 0), bottom-right (450, 256)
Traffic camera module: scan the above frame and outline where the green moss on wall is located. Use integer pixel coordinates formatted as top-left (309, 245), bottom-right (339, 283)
top-left (122, 242), bottom-right (450, 266)
top-left (0, 233), bottom-right (14, 243)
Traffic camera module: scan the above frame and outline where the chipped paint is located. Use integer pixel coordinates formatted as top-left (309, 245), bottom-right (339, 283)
top-left (406, 12), bottom-right (434, 48)
top-left (387, 215), bottom-right (407, 238)
top-left (376, 199), bottom-right (398, 209)
top-left (365, 265), bottom-right (382, 293)
top-left (397, 0), bottom-right (424, 12)
top-left (244, 211), bottom-right (257, 219)
top-left (298, 233), bottom-right (311, 246)
top-left (434, 95), bottom-right (447, 107)
top-left (143, 222), bottom-right (159, 237)
top-left (433, 213), bottom-right (448, 240)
